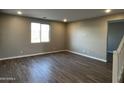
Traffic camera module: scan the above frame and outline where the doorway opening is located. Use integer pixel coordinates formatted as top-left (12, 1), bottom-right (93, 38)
top-left (107, 19), bottom-right (124, 63)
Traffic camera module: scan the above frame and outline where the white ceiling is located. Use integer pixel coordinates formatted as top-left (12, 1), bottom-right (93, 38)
top-left (0, 9), bottom-right (124, 22)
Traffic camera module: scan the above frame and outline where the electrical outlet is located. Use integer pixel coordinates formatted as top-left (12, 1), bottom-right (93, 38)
top-left (83, 50), bottom-right (85, 53)
top-left (87, 51), bottom-right (89, 54)
top-left (20, 50), bottom-right (23, 54)
top-left (86, 50), bottom-right (88, 54)
top-left (85, 50), bottom-right (87, 53)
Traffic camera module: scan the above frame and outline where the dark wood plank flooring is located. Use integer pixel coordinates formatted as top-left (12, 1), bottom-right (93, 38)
top-left (0, 52), bottom-right (112, 83)
top-left (107, 52), bottom-right (113, 63)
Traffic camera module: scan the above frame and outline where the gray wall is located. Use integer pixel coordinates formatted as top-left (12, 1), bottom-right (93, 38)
top-left (67, 13), bottom-right (124, 61)
top-left (107, 21), bottom-right (124, 53)
top-left (0, 13), bottom-right (66, 58)
top-left (1, 13), bottom-right (124, 61)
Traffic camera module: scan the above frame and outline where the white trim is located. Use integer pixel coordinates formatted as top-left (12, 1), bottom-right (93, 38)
top-left (112, 35), bottom-right (124, 83)
top-left (118, 65), bottom-right (124, 82)
top-left (0, 50), bottom-right (65, 61)
top-left (112, 51), bottom-right (118, 83)
top-left (65, 50), bottom-right (107, 62)
top-left (107, 51), bottom-right (113, 54)
top-left (0, 49), bottom-right (106, 62)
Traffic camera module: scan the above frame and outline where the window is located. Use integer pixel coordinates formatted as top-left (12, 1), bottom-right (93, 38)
top-left (41, 24), bottom-right (50, 42)
top-left (31, 23), bottom-right (40, 43)
top-left (31, 22), bottom-right (50, 43)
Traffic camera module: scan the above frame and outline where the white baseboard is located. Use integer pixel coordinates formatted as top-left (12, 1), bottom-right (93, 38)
top-left (0, 50), bottom-right (66, 61)
top-left (0, 49), bottom-right (106, 62)
top-left (65, 50), bottom-right (107, 62)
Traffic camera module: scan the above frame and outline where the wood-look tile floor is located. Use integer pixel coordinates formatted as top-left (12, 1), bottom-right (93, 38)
top-left (0, 52), bottom-right (112, 83)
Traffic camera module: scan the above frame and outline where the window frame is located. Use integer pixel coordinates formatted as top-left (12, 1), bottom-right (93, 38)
top-left (40, 24), bottom-right (50, 43)
top-left (31, 22), bottom-right (51, 44)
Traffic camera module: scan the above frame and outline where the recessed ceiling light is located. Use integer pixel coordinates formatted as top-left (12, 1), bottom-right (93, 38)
top-left (17, 11), bottom-right (22, 15)
top-left (105, 9), bottom-right (111, 13)
top-left (63, 18), bottom-right (67, 22)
